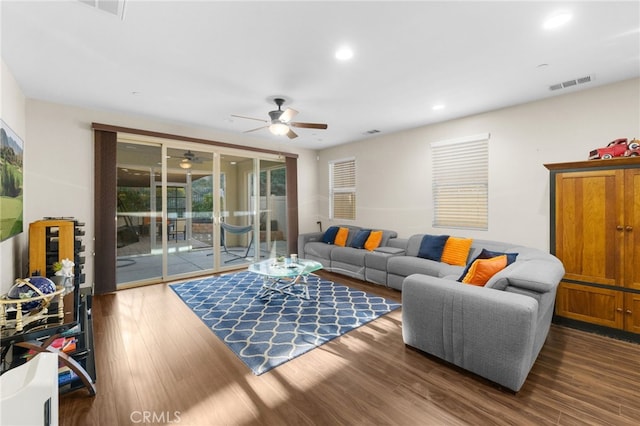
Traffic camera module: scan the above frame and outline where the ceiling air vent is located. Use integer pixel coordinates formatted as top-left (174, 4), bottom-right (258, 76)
top-left (577, 76), bottom-right (592, 84)
top-left (549, 75), bottom-right (593, 91)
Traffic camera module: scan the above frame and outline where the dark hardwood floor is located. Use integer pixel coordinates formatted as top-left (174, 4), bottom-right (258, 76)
top-left (59, 271), bottom-right (640, 425)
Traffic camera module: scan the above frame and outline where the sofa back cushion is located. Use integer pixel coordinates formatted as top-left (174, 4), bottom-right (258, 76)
top-left (377, 229), bottom-right (398, 247)
top-left (467, 239), bottom-right (521, 260)
top-left (461, 255), bottom-right (508, 286)
top-left (326, 225), bottom-right (362, 247)
top-left (417, 235), bottom-right (450, 261)
top-left (364, 231), bottom-right (384, 251)
top-left (441, 237), bottom-right (474, 266)
top-left (334, 227), bottom-right (350, 246)
top-left (458, 248), bottom-right (519, 283)
top-left (323, 226), bottom-right (397, 249)
top-left (350, 229), bottom-right (372, 249)
top-left (406, 234), bottom-right (427, 257)
top-left (322, 226), bottom-right (340, 244)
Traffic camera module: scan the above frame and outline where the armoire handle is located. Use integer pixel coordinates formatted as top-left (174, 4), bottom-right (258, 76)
top-left (616, 225), bottom-right (624, 231)
top-left (626, 226), bottom-right (633, 232)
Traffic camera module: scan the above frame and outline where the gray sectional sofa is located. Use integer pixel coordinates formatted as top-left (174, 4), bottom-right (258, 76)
top-left (297, 225), bottom-right (402, 282)
top-left (298, 226), bottom-right (565, 392)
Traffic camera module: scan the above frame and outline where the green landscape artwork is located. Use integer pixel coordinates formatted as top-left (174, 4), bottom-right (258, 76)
top-left (0, 119), bottom-right (24, 241)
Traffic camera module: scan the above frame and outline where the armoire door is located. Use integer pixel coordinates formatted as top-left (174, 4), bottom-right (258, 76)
top-left (554, 169), bottom-right (625, 287)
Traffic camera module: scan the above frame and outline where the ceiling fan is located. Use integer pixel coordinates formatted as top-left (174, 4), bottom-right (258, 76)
top-left (178, 150), bottom-right (209, 169)
top-left (232, 98), bottom-right (328, 139)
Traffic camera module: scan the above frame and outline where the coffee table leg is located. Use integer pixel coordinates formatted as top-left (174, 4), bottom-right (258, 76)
top-left (257, 273), bottom-right (310, 300)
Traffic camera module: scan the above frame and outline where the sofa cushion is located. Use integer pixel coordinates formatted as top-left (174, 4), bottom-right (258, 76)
top-left (331, 246), bottom-right (368, 266)
top-left (458, 248), bottom-right (519, 282)
top-left (461, 255), bottom-right (508, 286)
top-left (364, 230), bottom-right (383, 251)
top-left (303, 241), bottom-right (336, 260)
top-left (417, 235), bottom-right (449, 261)
top-left (335, 227), bottom-right (349, 247)
top-left (480, 248), bottom-right (519, 266)
top-left (322, 226), bottom-right (340, 244)
top-left (388, 255), bottom-right (463, 279)
top-left (364, 247), bottom-right (405, 270)
top-left (350, 229), bottom-right (371, 249)
top-left (441, 237), bottom-right (473, 266)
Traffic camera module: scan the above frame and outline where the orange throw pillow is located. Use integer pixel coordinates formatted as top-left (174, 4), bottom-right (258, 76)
top-left (441, 237), bottom-right (473, 266)
top-left (462, 255), bottom-right (507, 286)
top-left (334, 227), bottom-right (349, 247)
top-left (364, 230), bottom-right (383, 251)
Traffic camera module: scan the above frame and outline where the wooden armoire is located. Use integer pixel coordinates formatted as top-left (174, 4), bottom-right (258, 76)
top-left (545, 157), bottom-right (640, 339)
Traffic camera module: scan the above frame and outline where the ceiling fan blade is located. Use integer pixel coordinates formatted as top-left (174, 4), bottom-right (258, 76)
top-left (243, 125), bottom-right (268, 133)
top-left (231, 114), bottom-right (267, 123)
top-left (287, 128), bottom-right (298, 139)
top-left (279, 108), bottom-right (298, 123)
top-left (290, 122), bottom-right (328, 130)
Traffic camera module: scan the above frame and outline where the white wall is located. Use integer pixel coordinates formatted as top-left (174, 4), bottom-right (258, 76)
top-left (1, 60), bottom-right (27, 293)
top-left (20, 100), bottom-right (319, 291)
top-left (317, 78), bottom-right (640, 250)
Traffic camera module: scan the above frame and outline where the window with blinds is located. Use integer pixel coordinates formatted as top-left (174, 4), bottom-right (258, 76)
top-left (431, 133), bottom-right (489, 230)
top-left (329, 158), bottom-right (356, 220)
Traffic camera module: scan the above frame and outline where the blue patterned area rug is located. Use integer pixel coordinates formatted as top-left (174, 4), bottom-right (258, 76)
top-left (169, 271), bottom-right (401, 375)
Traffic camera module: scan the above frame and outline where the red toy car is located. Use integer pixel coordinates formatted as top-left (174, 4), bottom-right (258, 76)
top-left (589, 138), bottom-right (639, 160)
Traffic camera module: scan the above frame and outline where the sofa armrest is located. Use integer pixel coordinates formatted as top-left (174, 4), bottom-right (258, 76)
top-left (297, 231), bottom-right (325, 257)
top-left (487, 257), bottom-right (564, 293)
top-left (402, 274), bottom-right (539, 392)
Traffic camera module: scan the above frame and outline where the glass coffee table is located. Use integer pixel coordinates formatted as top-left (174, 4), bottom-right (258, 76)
top-left (248, 258), bottom-right (323, 300)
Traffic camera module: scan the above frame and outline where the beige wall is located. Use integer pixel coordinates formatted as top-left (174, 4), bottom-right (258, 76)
top-left (317, 78), bottom-right (640, 250)
top-left (1, 60), bottom-right (27, 293)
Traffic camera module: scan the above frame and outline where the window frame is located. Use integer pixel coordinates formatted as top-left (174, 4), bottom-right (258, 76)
top-left (431, 133), bottom-right (490, 230)
top-left (329, 157), bottom-right (356, 221)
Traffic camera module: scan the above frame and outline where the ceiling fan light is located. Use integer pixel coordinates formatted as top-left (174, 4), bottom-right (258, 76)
top-left (269, 122), bottom-right (290, 136)
top-left (179, 159), bottom-right (192, 169)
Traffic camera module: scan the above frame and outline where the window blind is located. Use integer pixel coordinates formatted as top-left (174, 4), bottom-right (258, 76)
top-left (431, 134), bottom-right (489, 230)
top-left (329, 158), bottom-right (356, 220)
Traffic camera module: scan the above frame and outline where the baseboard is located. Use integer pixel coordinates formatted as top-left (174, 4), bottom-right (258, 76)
top-left (552, 316), bottom-right (640, 344)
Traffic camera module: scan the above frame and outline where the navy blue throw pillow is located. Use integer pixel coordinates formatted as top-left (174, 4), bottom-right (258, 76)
top-left (350, 229), bottom-right (371, 249)
top-left (479, 249), bottom-right (519, 266)
top-left (417, 235), bottom-right (450, 261)
top-left (457, 248), bottom-right (519, 282)
top-left (322, 226), bottom-right (340, 244)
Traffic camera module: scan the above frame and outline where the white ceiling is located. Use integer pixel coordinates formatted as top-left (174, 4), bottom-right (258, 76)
top-left (2, 1), bottom-right (639, 150)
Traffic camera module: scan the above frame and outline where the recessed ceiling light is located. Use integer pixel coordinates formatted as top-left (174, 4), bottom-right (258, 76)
top-left (432, 104), bottom-right (445, 111)
top-left (543, 11), bottom-right (572, 30)
top-left (335, 46), bottom-right (354, 61)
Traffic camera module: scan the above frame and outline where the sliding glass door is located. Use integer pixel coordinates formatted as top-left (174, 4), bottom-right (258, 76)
top-left (116, 142), bottom-right (163, 284)
top-left (115, 140), bottom-right (286, 287)
top-left (257, 160), bottom-right (288, 258)
top-left (164, 148), bottom-right (216, 278)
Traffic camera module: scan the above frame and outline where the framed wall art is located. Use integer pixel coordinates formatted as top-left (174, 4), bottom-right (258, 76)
top-left (1, 119), bottom-right (24, 241)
